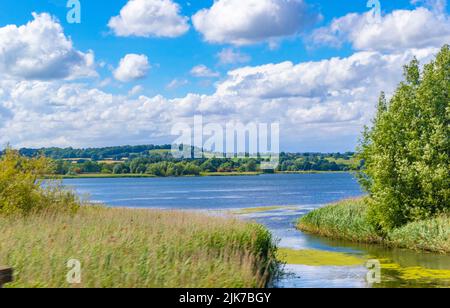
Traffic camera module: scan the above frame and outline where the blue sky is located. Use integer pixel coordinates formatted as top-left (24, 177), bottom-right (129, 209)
top-left (0, 0), bottom-right (418, 97)
top-left (0, 0), bottom-right (448, 151)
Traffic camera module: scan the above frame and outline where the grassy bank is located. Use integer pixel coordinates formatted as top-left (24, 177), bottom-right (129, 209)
top-left (50, 172), bottom-right (263, 179)
top-left (297, 198), bottom-right (450, 254)
top-left (0, 207), bottom-right (278, 288)
top-left (49, 171), bottom-right (353, 179)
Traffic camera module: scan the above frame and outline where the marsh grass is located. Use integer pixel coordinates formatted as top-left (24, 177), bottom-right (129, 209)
top-left (0, 207), bottom-right (278, 288)
top-left (297, 198), bottom-right (450, 254)
top-left (298, 198), bottom-right (383, 244)
top-left (389, 215), bottom-right (450, 254)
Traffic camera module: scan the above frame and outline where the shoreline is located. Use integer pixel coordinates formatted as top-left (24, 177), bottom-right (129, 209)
top-left (297, 198), bottom-right (450, 255)
top-left (45, 170), bottom-right (354, 179)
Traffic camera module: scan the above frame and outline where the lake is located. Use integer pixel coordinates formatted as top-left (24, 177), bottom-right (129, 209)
top-left (63, 173), bottom-right (450, 288)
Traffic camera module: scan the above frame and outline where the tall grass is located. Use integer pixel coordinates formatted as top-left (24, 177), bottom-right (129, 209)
top-left (389, 215), bottom-right (450, 254)
top-left (298, 198), bottom-right (382, 243)
top-left (297, 198), bottom-right (450, 254)
top-left (0, 207), bottom-right (278, 288)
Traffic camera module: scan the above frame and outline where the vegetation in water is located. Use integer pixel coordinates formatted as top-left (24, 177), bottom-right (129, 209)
top-left (297, 198), bottom-right (382, 244)
top-left (357, 45), bottom-right (449, 232)
top-left (298, 198), bottom-right (450, 254)
top-left (277, 249), bottom-right (364, 266)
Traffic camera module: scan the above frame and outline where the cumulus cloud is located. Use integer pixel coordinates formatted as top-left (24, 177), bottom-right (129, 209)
top-left (114, 54), bottom-right (150, 82)
top-left (166, 78), bottom-right (189, 89)
top-left (310, 7), bottom-right (450, 51)
top-left (108, 0), bottom-right (190, 38)
top-left (0, 47), bottom-right (440, 151)
top-left (190, 65), bottom-right (220, 78)
top-left (217, 48), bottom-right (251, 65)
top-left (0, 13), bottom-right (96, 80)
top-left (192, 0), bottom-right (320, 46)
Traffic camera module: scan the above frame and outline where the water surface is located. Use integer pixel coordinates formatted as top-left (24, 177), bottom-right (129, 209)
top-left (64, 173), bottom-right (450, 288)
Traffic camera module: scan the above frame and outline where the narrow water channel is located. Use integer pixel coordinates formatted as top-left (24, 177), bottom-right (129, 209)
top-left (64, 173), bottom-right (450, 288)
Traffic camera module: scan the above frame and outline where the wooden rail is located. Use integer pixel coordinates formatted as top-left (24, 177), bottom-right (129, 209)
top-left (0, 267), bottom-right (13, 288)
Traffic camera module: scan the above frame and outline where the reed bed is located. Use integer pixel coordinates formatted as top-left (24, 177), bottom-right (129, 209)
top-left (0, 207), bottom-right (278, 288)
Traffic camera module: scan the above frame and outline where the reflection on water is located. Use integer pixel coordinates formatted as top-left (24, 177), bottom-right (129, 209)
top-left (63, 174), bottom-right (450, 288)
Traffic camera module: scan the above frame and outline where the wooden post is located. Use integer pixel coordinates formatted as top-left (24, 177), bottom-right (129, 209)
top-left (0, 267), bottom-right (13, 288)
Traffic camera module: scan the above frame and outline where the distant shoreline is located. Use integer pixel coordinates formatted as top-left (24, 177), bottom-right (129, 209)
top-left (44, 170), bottom-right (352, 179)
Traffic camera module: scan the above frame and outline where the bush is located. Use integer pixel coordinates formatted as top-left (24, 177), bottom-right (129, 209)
top-left (0, 149), bottom-right (80, 215)
top-left (357, 45), bottom-right (450, 232)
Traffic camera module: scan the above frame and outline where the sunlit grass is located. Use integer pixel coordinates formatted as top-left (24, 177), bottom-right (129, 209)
top-left (297, 198), bottom-right (449, 254)
top-left (0, 207), bottom-right (278, 288)
top-left (389, 215), bottom-right (450, 254)
top-left (297, 198), bottom-right (382, 244)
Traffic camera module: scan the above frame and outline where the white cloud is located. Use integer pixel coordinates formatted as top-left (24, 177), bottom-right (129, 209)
top-left (128, 85), bottom-right (144, 96)
top-left (166, 78), bottom-right (189, 89)
top-left (108, 0), bottom-right (189, 38)
top-left (190, 65), bottom-right (220, 78)
top-left (310, 7), bottom-right (450, 51)
top-left (217, 48), bottom-right (251, 65)
top-left (0, 13), bottom-right (96, 80)
top-left (114, 54), bottom-right (150, 82)
top-left (0, 47), bottom-right (440, 151)
top-left (192, 0), bottom-right (320, 46)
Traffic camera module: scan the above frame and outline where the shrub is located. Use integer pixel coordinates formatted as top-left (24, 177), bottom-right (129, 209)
top-left (357, 45), bottom-right (449, 232)
top-left (0, 149), bottom-right (80, 215)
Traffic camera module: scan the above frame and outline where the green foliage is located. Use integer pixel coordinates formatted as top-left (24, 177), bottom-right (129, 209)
top-left (357, 45), bottom-right (450, 231)
top-left (16, 144), bottom-right (360, 175)
top-left (0, 149), bottom-right (80, 215)
top-left (298, 198), bottom-right (450, 254)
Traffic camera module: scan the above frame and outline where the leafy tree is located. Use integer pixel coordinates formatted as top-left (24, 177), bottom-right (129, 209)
top-left (357, 45), bottom-right (449, 232)
top-left (183, 163), bottom-right (201, 176)
top-left (0, 149), bottom-right (79, 215)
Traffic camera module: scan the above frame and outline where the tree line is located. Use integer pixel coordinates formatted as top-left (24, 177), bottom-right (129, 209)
top-left (46, 151), bottom-right (359, 176)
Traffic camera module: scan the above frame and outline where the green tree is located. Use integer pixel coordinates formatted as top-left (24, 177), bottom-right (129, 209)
top-left (357, 45), bottom-right (450, 232)
top-left (0, 149), bottom-right (79, 215)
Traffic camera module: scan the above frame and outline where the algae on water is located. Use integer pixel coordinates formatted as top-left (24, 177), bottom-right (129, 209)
top-left (277, 249), bottom-right (365, 266)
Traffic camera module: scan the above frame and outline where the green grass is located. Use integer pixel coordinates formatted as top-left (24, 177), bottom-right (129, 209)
top-left (389, 215), bottom-right (450, 254)
top-left (297, 198), bottom-right (450, 254)
top-left (298, 198), bottom-right (382, 244)
top-left (325, 157), bottom-right (360, 169)
top-left (0, 207), bottom-right (278, 288)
